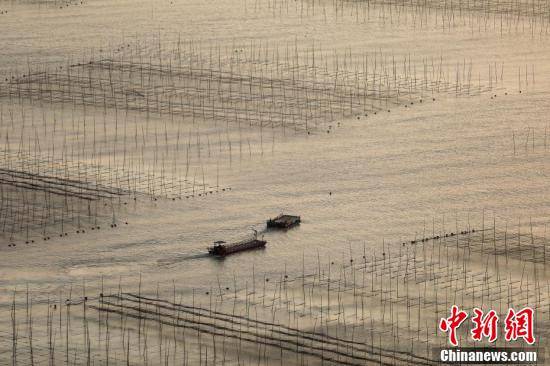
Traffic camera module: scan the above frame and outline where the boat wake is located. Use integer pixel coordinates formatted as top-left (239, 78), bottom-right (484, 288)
top-left (157, 253), bottom-right (210, 266)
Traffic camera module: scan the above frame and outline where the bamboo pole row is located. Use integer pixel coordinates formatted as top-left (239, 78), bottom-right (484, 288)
top-left (3, 215), bottom-right (549, 365)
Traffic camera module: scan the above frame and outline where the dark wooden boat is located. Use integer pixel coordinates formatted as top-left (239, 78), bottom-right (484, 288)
top-left (208, 235), bottom-right (266, 257)
top-left (267, 214), bottom-right (301, 229)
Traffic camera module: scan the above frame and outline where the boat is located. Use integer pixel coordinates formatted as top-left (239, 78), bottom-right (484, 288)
top-left (208, 231), bottom-right (266, 257)
top-left (267, 214), bottom-right (301, 229)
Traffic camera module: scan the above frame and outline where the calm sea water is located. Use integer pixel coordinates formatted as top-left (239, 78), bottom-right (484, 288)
top-left (1, 0), bottom-right (550, 305)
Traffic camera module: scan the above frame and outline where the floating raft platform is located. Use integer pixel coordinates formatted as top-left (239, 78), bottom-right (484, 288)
top-left (208, 238), bottom-right (266, 257)
top-left (267, 214), bottom-right (301, 229)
